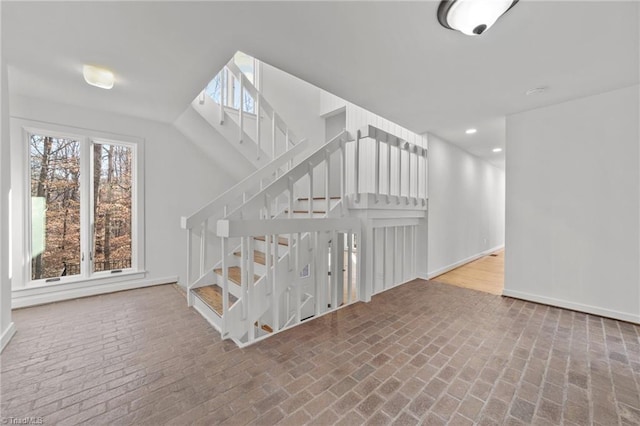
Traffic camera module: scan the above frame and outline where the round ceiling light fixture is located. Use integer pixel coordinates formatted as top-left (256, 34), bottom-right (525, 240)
top-left (493, 148), bottom-right (503, 153)
top-left (437, 0), bottom-right (519, 36)
top-left (83, 65), bottom-right (115, 90)
top-left (465, 128), bottom-right (477, 134)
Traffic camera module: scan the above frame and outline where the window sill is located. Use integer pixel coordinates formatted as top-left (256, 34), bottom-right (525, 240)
top-left (10, 270), bottom-right (176, 309)
top-left (17, 270), bottom-right (146, 292)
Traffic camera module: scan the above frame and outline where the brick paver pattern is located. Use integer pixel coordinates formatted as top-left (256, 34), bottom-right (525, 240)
top-left (1, 280), bottom-right (639, 425)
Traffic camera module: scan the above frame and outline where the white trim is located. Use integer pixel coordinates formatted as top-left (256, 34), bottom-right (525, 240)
top-left (427, 244), bottom-right (504, 279)
top-left (12, 275), bottom-right (176, 309)
top-left (501, 289), bottom-right (640, 325)
top-left (1, 322), bottom-right (16, 352)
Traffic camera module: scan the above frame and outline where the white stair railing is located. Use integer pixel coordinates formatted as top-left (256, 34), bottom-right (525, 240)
top-left (181, 137), bottom-right (308, 303)
top-left (212, 59), bottom-right (299, 161)
top-left (351, 125), bottom-right (428, 207)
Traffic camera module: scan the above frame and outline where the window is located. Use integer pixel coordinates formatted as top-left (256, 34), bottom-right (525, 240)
top-left (204, 51), bottom-right (259, 114)
top-left (17, 123), bottom-right (143, 287)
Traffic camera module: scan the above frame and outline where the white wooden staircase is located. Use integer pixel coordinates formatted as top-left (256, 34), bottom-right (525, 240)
top-left (181, 56), bottom-right (428, 347)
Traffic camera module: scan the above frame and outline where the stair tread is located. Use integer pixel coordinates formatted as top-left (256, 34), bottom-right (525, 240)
top-left (193, 285), bottom-right (238, 316)
top-left (213, 266), bottom-right (260, 285)
top-left (254, 235), bottom-right (289, 246)
top-left (297, 197), bottom-right (341, 201)
top-left (255, 322), bottom-right (273, 333)
top-left (233, 250), bottom-right (271, 265)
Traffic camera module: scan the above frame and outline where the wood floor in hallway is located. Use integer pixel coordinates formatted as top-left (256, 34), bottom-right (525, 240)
top-left (432, 250), bottom-right (504, 295)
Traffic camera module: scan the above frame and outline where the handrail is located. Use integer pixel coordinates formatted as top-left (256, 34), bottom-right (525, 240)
top-left (225, 130), bottom-right (351, 220)
top-left (225, 61), bottom-right (298, 147)
top-left (217, 217), bottom-right (360, 238)
top-left (181, 137), bottom-right (309, 230)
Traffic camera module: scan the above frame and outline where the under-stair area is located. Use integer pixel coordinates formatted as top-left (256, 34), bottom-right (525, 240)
top-left (180, 54), bottom-right (428, 347)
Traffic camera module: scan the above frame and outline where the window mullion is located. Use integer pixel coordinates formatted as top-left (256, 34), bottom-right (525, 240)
top-left (80, 137), bottom-right (92, 278)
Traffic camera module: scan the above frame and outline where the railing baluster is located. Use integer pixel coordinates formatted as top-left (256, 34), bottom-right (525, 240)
top-left (355, 130), bottom-right (361, 202)
top-left (407, 145), bottom-right (411, 205)
top-left (272, 233), bottom-right (279, 332)
top-left (221, 237), bottom-right (229, 335)
top-left (200, 219), bottom-right (208, 278)
top-left (340, 139), bottom-right (346, 204)
top-left (382, 227), bottom-right (387, 290)
top-left (308, 162), bottom-right (314, 218)
top-left (219, 69), bottom-right (226, 124)
top-left (331, 230), bottom-right (338, 310)
top-left (402, 226), bottom-right (407, 282)
top-left (271, 113), bottom-right (276, 159)
top-left (387, 141), bottom-right (392, 204)
top-left (256, 96), bottom-right (261, 160)
top-left (241, 236), bottom-right (248, 320)
top-left (247, 236), bottom-right (255, 341)
top-left (347, 231), bottom-right (353, 304)
top-left (239, 74), bottom-right (244, 144)
top-left (285, 128), bottom-right (290, 153)
top-left (375, 135), bottom-right (380, 202)
top-left (313, 231), bottom-right (320, 316)
top-left (325, 151), bottom-right (330, 215)
top-left (397, 142), bottom-right (402, 204)
top-left (423, 150), bottom-right (428, 206)
top-left (186, 229), bottom-right (193, 306)
top-left (415, 149), bottom-right (420, 206)
top-left (394, 226), bottom-right (399, 286)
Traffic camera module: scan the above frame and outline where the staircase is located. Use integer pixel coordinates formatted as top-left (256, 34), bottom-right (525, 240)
top-left (181, 55), bottom-right (428, 347)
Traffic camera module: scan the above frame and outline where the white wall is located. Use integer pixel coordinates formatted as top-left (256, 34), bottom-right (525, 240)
top-left (505, 85), bottom-right (640, 323)
top-left (427, 134), bottom-right (505, 278)
top-left (1, 7), bottom-right (17, 351)
top-left (261, 62), bottom-right (325, 152)
top-left (9, 95), bottom-right (236, 302)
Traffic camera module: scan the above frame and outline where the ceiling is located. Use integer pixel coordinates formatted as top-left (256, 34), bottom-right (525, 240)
top-left (3, 1), bottom-right (639, 169)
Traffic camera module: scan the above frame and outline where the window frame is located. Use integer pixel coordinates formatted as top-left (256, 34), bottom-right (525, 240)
top-left (11, 119), bottom-right (145, 291)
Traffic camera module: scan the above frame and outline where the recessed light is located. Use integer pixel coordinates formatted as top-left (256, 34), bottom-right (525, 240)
top-left (493, 148), bottom-right (502, 153)
top-left (83, 65), bottom-right (114, 89)
top-left (465, 128), bottom-right (477, 135)
top-left (526, 86), bottom-right (547, 96)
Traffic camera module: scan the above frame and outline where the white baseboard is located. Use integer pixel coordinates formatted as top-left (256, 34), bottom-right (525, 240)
top-left (12, 276), bottom-right (178, 309)
top-left (427, 244), bottom-right (504, 279)
top-left (1, 322), bottom-right (16, 352)
top-left (502, 289), bottom-right (640, 325)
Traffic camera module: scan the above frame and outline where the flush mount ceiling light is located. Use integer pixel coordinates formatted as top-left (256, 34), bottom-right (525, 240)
top-left (526, 86), bottom-right (548, 96)
top-left (493, 148), bottom-right (503, 153)
top-left (83, 65), bottom-right (114, 89)
top-left (465, 128), bottom-right (477, 134)
top-left (437, 0), bottom-right (519, 36)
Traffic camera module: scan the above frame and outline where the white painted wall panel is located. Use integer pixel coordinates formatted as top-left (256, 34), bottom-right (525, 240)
top-left (505, 85), bottom-right (640, 323)
top-left (428, 134), bottom-right (505, 278)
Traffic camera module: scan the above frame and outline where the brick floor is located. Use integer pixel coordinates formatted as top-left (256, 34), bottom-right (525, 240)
top-left (1, 280), bottom-right (639, 425)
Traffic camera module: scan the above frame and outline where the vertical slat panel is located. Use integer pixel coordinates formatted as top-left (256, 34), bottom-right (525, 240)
top-left (247, 236), bottom-right (255, 340)
top-left (382, 227), bottom-right (387, 290)
top-left (340, 140), bottom-right (346, 204)
top-left (347, 231), bottom-right (353, 304)
top-left (313, 231), bottom-right (321, 316)
top-left (394, 226), bottom-right (399, 286)
top-left (331, 230), bottom-right (338, 309)
top-left (402, 226), bottom-right (407, 283)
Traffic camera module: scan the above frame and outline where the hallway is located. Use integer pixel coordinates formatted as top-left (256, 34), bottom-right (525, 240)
top-left (433, 250), bottom-right (504, 295)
